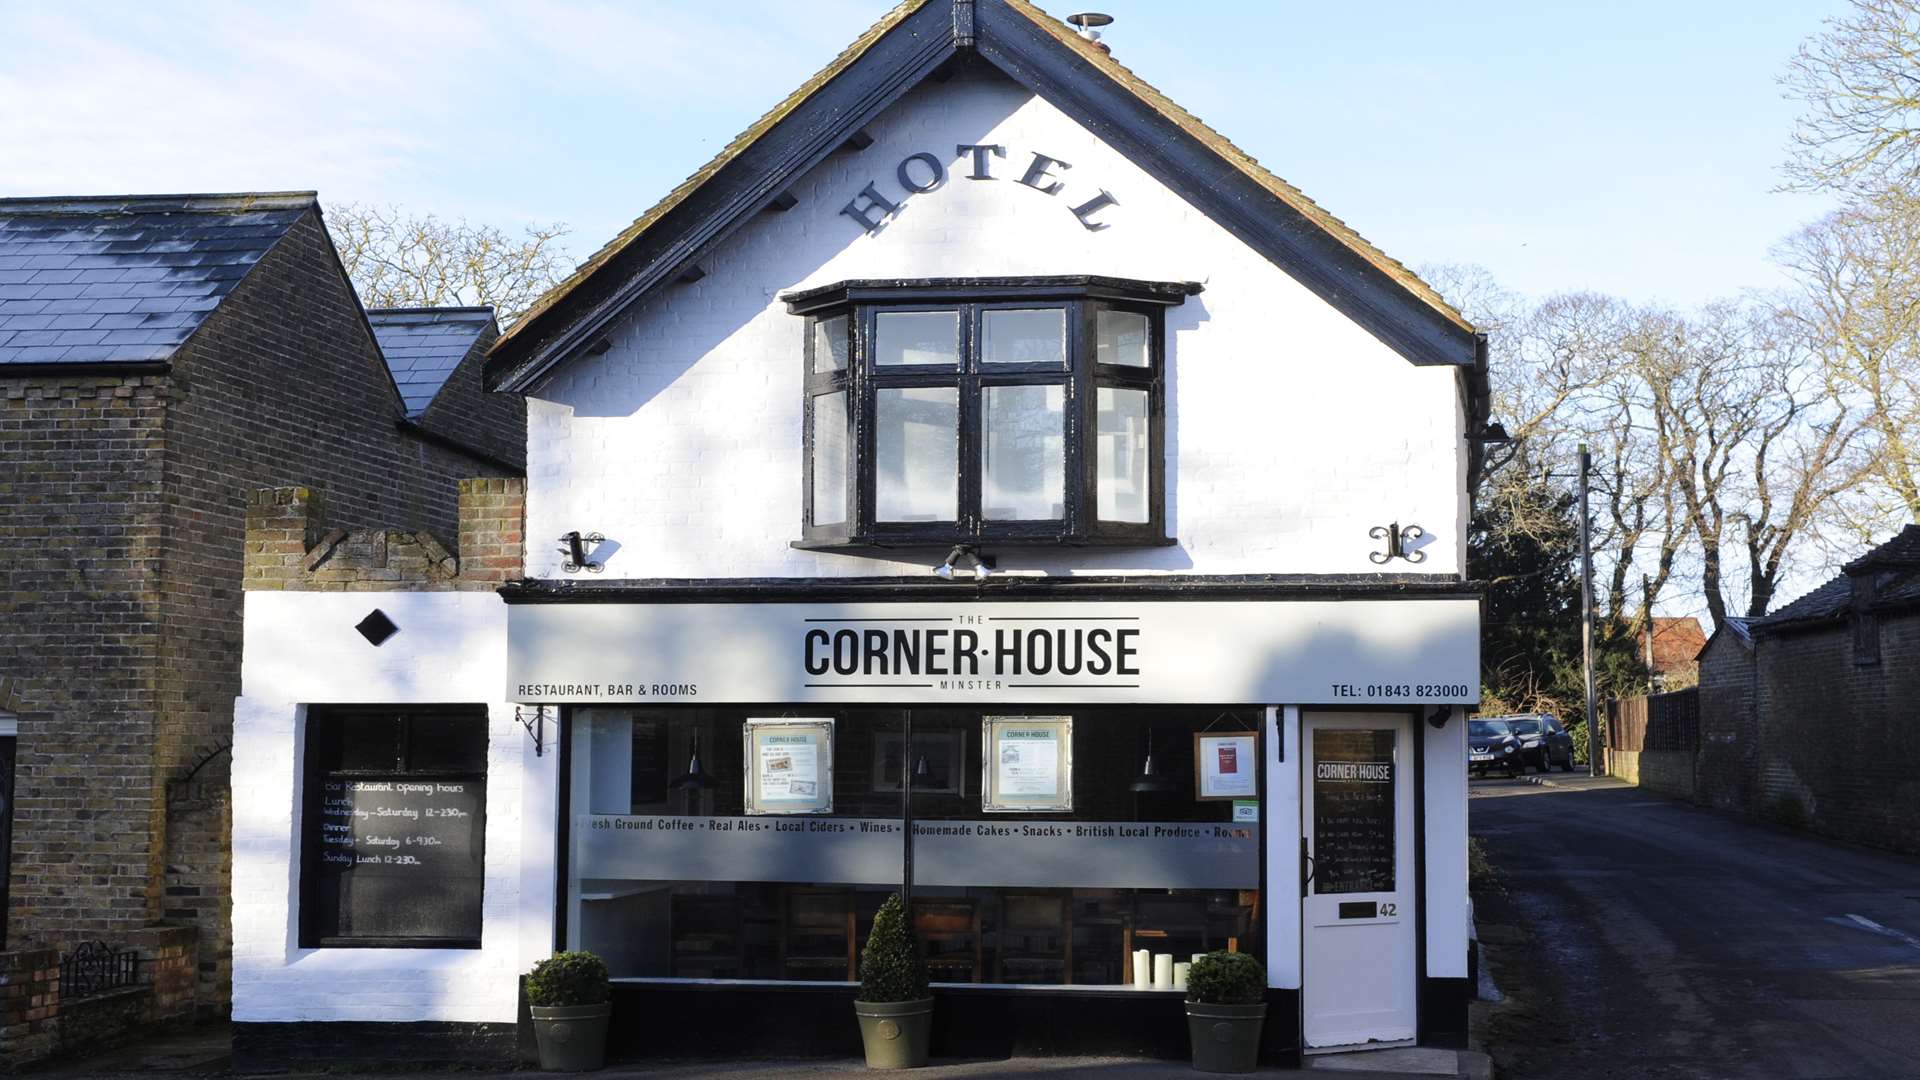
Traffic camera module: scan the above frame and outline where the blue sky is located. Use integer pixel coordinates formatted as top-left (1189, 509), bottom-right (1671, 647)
top-left (0, 0), bottom-right (1847, 309)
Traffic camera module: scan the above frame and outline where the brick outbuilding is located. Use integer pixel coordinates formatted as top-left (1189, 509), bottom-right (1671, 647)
top-left (0, 191), bottom-right (523, 1056)
top-left (1697, 524), bottom-right (1920, 851)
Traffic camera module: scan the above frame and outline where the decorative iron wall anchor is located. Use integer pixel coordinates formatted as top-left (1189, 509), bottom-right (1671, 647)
top-left (1369, 522), bottom-right (1426, 564)
top-left (558, 531), bottom-right (605, 573)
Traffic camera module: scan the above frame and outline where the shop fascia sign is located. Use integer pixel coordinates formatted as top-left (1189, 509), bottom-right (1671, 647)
top-left (507, 598), bottom-right (1479, 706)
top-left (840, 144), bottom-right (1119, 234)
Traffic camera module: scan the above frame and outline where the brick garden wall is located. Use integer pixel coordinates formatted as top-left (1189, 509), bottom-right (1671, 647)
top-left (1605, 689), bottom-right (1700, 801)
top-left (0, 947), bottom-right (58, 1068)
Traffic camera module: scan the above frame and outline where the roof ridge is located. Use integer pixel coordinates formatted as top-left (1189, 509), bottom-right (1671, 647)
top-left (366, 306), bottom-right (498, 316)
top-left (0, 191), bottom-right (318, 214)
top-left (497, 0), bottom-right (934, 345)
top-left (1000, 0), bottom-right (1469, 332)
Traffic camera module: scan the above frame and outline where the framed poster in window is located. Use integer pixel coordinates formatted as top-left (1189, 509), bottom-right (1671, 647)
top-left (743, 718), bottom-right (834, 815)
top-left (1195, 732), bottom-right (1258, 801)
top-left (982, 716), bottom-right (1072, 812)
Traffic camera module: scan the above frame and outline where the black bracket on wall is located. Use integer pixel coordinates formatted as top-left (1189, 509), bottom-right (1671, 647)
top-left (1369, 522), bottom-right (1426, 564)
top-left (516, 705), bottom-right (546, 757)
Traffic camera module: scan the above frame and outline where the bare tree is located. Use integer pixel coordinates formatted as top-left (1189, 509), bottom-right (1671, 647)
top-left (1777, 188), bottom-right (1920, 530)
top-left (326, 203), bottom-right (572, 326)
top-left (1782, 0), bottom-right (1920, 193)
top-left (1646, 304), bottom-right (1862, 628)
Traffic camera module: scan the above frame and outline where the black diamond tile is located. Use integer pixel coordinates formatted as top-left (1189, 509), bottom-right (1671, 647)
top-left (354, 608), bottom-right (398, 646)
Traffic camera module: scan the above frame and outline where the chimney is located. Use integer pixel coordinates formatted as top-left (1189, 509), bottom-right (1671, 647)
top-left (1066, 12), bottom-right (1113, 54)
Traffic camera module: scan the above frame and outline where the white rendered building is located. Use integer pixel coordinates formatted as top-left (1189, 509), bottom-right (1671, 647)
top-left (233, 0), bottom-right (1487, 1067)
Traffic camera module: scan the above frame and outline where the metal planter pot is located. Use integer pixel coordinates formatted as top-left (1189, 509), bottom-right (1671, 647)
top-left (1185, 1001), bottom-right (1267, 1074)
top-left (853, 997), bottom-right (935, 1069)
top-left (530, 1002), bottom-right (612, 1072)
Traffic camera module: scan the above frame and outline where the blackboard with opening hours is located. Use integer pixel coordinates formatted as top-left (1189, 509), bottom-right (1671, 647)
top-left (300, 707), bottom-right (490, 948)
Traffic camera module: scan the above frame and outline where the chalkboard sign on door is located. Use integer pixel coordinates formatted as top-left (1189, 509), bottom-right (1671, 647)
top-left (300, 707), bottom-right (488, 948)
top-left (1310, 728), bottom-right (1396, 895)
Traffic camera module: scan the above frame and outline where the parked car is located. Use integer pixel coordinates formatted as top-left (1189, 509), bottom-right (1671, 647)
top-left (1505, 714), bottom-right (1576, 772)
top-left (1467, 717), bottom-right (1524, 778)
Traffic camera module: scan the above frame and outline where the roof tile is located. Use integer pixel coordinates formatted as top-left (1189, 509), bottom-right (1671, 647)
top-left (366, 307), bottom-right (496, 417)
top-left (0, 192), bottom-right (314, 367)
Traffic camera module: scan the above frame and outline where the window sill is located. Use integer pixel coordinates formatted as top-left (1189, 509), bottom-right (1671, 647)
top-left (610, 976), bottom-right (1189, 994)
top-left (791, 536), bottom-right (1177, 554)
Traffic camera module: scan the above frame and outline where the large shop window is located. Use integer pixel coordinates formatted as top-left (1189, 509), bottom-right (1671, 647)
top-left (785, 277), bottom-right (1200, 549)
top-left (567, 707), bottom-right (1261, 988)
top-left (300, 706), bottom-right (489, 949)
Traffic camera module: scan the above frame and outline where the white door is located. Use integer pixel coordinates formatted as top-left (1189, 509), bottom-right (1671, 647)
top-left (1301, 711), bottom-right (1417, 1051)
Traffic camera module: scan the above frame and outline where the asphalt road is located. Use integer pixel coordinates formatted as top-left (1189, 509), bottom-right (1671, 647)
top-left (1470, 773), bottom-right (1920, 1080)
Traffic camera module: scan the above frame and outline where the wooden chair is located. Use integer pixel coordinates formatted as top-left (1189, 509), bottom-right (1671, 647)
top-left (669, 893), bottom-right (743, 979)
top-left (913, 898), bottom-right (982, 984)
top-left (994, 892), bottom-right (1072, 984)
top-left (780, 888), bottom-right (857, 981)
top-left (1132, 893), bottom-right (1212, 961)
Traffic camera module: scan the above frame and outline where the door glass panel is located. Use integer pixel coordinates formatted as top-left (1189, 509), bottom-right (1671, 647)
top-left (1312, 729), bottom-right (1396, 895)
top-left (981, 308), bottom-right (1066, 365)
top-left (874, 311), bottom-right (958, 366)
top-left (875, 387), bottom-right (958, 521)
top-left (981, 383), bottom-right (1065, 520)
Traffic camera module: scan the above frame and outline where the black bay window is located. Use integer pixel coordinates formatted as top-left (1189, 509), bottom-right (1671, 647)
top-left (786, 277), bottom-right (1200, 549)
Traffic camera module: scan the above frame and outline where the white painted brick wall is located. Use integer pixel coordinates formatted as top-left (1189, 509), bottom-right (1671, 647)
top-left (525, 69), bottom-right (1466, 581)
top-left (232, 591), bottom-right (549, 1023)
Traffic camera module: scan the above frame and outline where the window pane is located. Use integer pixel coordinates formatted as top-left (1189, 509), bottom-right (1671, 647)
top-left (908, 707), bottom-right (1262, 987)
top-left (1312, 729), bottom-right (1398, 894)
top-left (874, 311), bottom-right (958, 366)
top-left (982, 308), bottom-right (1066, 365)
top-left (332, 713), bottom-right (401, 772)
top-left (568, 709), bottom-right (906, 981)
top-left (811, 391), bottom-right (848, 527)
top-left (876, 387), bottom-right (957, 521)
top-left (1096, 310), bottom-right (1150, 367)
top-left (812, 315), bottom-right (849, 373)
top-left (1096, 386), bottom-right (1150, 523)
top-left (981, 383), bottom-right (1065, 520)
top-left (407, 713), bottom-right (488, 772)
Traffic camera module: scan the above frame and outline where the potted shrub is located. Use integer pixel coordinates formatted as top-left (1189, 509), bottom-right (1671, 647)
top-left (853, 892), bottom-right (933, 1069)
top-left (526, 950), bottom-right (612, 1072)
top-left (1184, 950), bottom-right (1266, 1073)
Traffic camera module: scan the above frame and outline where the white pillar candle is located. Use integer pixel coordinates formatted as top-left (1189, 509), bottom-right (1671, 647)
top-left (1192, 953), bottom-right (1207, 965)
top-left (1132, 949), bottom-right (1152, 990)
top-left (1173, 961), bottom-right (1191, 990)
top-left (1153, 953), bottom-right (1174, 990)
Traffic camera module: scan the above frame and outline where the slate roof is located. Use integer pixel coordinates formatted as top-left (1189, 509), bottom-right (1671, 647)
top-left (0, 192), bottom-right (314, 366)
top-left (1756, 524), bottom-right (1920, 631)
top-left (493, 0), bottom-right (1475, 385)
top-left (367, 307), bottom-right (496, 417)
